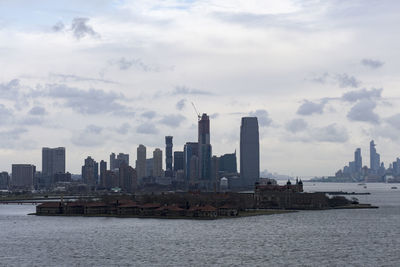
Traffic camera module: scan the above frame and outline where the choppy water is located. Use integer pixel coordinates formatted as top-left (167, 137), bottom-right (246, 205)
top-left (0, 183), bottom-right (399, 266)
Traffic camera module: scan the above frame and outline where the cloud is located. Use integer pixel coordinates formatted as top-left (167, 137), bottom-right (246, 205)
top-left (347, 99), bottom-right (380, 124)
top-left (116, 123), bottom-right (130, 135)
top-left (159, 114), bottom-right (186, 127)
top-left (141, 111), bottom-right (157, 119)
top-left (0, 79), bottom-right (20, 100)
top-left (312, 124), bottom-right (348, 143)
top-left (114, 57), bottom-right (156, 72)
top-left (49, 73), bottom-right (118, 84)
top-left (71, 125), bottom-right (104, 147)
top-left (136, 123), bottom-right (159, 135)
top-left (310, 72), bottom-right (329, 84)
top-left (70, 17), bottom-right (99, 39)
top-left (29, 106), bottom-right (46, 116)
top-left (335, 73), bottom-right (360, 88)
top-left (297, 100), bottom-right (326, 116)
top-left (285, 118), bottom-right (307, 133)
top-left (52, 21), bottom-right (65, 32)
top-left (341, 88), bottom-right (382, 102)
top-left (0, 127), bottom-right (31, 149)
top-left (176, 99), bottom-right (186, 110)
top-left (385, 113), bottom-right (400, 130)
top-left (37, 84), bottom-right (134, 116)
top-left (361, 58), bottom-right (384, 69)
top-left (172, 86), bottom-right (213, 96)
top-left (249, 109), bottom-right (272, 127)
top-left (0, 104), bottom-right (13, 124)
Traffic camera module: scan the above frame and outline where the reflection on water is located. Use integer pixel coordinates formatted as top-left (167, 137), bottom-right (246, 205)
top-left (0, 183), bottom-right (399, 266)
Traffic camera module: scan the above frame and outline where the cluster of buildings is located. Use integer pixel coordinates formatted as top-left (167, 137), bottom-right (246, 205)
top-left (334, 140), bottom-right (400, 182)
top-left (0, 114), bottom-right (262, 193)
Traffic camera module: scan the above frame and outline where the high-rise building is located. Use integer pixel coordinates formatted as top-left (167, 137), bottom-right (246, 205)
top-left (100, 160), bottom-right (107, 187)
top-left (165, 136), bottom-right (173, 176)
top-left (118, 161), bottom-right (137, 193)
top-left (153, 148), bottom-right (163, 177)
top-left (173, 151), bottom-right (184, 171)
top-left (110, 153), bottom-right (129, 170)
top-left (370, 140), bottom-right (380, 173)
top-left (354, 148), bottom-right (362, 173)
top-left (0, 172), bottom-right (10, 190)
top-left (198, 113), bottom-right (212, 180)
top-left (11, 164), bottom-right (36, 190)
top-left (240, 117), bottom-right (260, 187)
top-left (81, 156), bottom-right (98, 187)
top-left (146, 158), bottom-right (154, 177)
top-left (219, 151), bottom-right (237, 173)
top-left (136, 145), bottom-right (146, 180)
top-left (184, 142), bottom-right (198, 181)
top-left (110, 153), bottom-right (116, 170)
top-left (42, 147), bottom-right (66, 176)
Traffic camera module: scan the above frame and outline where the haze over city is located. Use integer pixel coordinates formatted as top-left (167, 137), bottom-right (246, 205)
top-left (1, 1), bottom-right (400, 177)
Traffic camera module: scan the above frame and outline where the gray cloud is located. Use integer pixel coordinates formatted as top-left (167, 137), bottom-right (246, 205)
top-left (249, 109), bottom-right (272, 127)
top-left (159, 114), bottom-right (186, 127)
top-left (115, 57), bottom-right (156, 72)
top-left (0, 127), bottom-right (30, 149)
top-left (86, 124), bottom-right (103, 134)
top-left (0, 79), bottom-right (20, 100)
top-left (49, 73), bottom-right (118, 84)
top-left (285, 118), bottom-right (308, 133)
top-left (0, 104), bottom-right (13, 124)
top-left (361, 58), bottom-right (384, 69)
top-left (70, 17), bottom-right (99, 39)
top-left (347, 99), bottom-right (380, 124)
top-left (52, 21), bottom-right (65, 32)
top-left (335, 73), bottom-right (360, 88)
top-left (71, 125), bottom-right (104, 147)
top-left (297, 100), bottom-right (326, 116)
top-left (19, 116), bottom-right (45, 126)
top-left (342, 88), bottom-right (382, 102)
top-left (141, 111), bottom-right (157, 119)
top-left (37, 84), bottom-right (134, 116)
top-left (385, 113), bottom-right (400, 130)
top-left (116, 123), bottom-right (130, 135)
top-left (29, 106), bottom-right (46, 116)
top-left (172, 86), bottom-right (213, 96)
top-left (311, 72), bottom-right (329, 84)
top-left (137, 123), bottom-right (159, 135)
top-left (176, 99), bottom-right (186, 110)
top-left (312, 124), bottom-right (348, 143)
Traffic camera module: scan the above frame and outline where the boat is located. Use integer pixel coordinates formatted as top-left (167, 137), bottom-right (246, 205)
top-left (391, 186), bottom-right (398, 189)
top-left (358, 183), bottom-right (366, 186)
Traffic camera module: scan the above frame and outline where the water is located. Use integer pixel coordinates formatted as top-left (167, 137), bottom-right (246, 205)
top-left (0, 183), bottom-right (399, 266)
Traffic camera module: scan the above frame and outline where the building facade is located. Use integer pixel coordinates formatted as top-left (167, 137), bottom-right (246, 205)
top-left (42, 147), bottom-right (66, 176)
top-left (240, 117), bottom-right (260, 187)
top-left (153, 148), bottom-right (163, 177)
top-left (11, 164), bottom-right (36, 190)
top-left (174, 151), bottom-right (184, 171)
top-left (81, 157), bottom-right (98, 187)
top-left (165, 136), bottom-right (173, 176)
top-left (198, 113), bottom-right (212, 180)
top-left (136, 145), bottom-right (146, 180)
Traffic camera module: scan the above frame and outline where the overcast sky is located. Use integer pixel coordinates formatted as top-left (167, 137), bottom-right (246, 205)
top-left (1, 0), bottom-right (400, 177)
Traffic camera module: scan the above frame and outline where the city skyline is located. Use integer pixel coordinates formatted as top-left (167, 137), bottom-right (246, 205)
top-left (1, 1), bottom-right (400, 176)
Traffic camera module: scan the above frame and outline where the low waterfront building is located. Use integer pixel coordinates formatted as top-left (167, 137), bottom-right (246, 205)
top-left (84, 202), bottom-right (109, 215)
top-left (36, 202), bottom-right (64, 214)
top-left (117, 202), bottom-right (140, 216)
top-left (65, 202), bottom-right (85, 214)
top-left (218, 204), bottom-right (239, 216)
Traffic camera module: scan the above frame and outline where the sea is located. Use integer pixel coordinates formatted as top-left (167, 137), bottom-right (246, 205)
top-left (0, 183), bottom-right (399, 266)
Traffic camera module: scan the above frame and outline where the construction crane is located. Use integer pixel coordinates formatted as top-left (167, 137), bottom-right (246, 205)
top-left (191, 102), bottom-right (201, 121)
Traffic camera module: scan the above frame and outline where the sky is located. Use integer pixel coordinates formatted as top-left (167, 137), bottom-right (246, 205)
top-left (1, 0), bottom-right (400, 178)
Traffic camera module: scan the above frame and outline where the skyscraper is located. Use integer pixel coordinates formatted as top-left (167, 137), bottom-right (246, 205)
top-left (110, 153), bottom-right (116, 170)
top-left (240, 117), bottom-right (260, 187)
top-left (184, 142), bottom-right (198, 181)
top-left (153, 148), bottom-right (163, 177)
top-left (42, 147), bottom-right (65, 176)
top-left (110, 153), bottom-right (129, 170)
top-left (198, 113), bottom-right (212, 180)
top-left (165, 136), bottom-right (173, 176)
top-left (11, 164), bottom-right (36, 190)
top-left (173, 151), bottom-right (184, 171)
top-left (136, 144), bottom-right (146, 180)
top-left (354, 148), bottom-right (362, 173)
top-left (81, 156), bottom-right (98, 187)
top-left (370, 140), bottom-right (380, 173)
top-left (100, 160), bottom-right (107, 187)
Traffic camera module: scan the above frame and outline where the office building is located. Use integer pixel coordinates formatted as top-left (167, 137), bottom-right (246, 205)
top-left (146, 158), bottom-right (154, 177)
top-left (165, 136), bottom-right (173, 176)
top-left (42, 147), bottom-right (66, 176)
top-left (81, 156), bottom-right (98, 187)
top-left (119, 161), bottom-right (137, 193)
top-left (0, 172), bottom-right (10, 190)
top-left (136, 145), bottom-right (146, 180)
top-left (153, 148), bottom-right (163, 177)
top-left (354, 148), bottom-right (362, 173)
top-left (11, 164), bottom-right (36, 190)
top-left (110, 152), bottom-right (129, 170)
top-left (100, 160), bottom-right (107, 187)
top-left (198, 113), bottom-right (212, 180)
top-left (240, 117), bottom-right (260, 187)
top-left (174, 151), bottom-right (184, 171)
top-left (370, 140), bottom-right (380, 173)
top-left (219, 151), bottom-right (237, 173)
top-left (184, 142), bottom-right (198, 181)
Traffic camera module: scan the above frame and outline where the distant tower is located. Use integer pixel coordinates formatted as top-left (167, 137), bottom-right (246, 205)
top-left (110, 153), bottom-right (116, 171)
top-left (184, 142), bottom-right (198, 181)
top-left (100, 160), bottom-right (107, 187)
top-left (165, 136), bottom-right (173, 177)
top-left (240, 117), bottom-right (260, 187)
top-left (136, 145), bottom-right (146, 180)
top-left (370, 140), bottom-right (380, 173)
top-left (153, 148), bottom-right (163, 177)
top-left (198, 113), bottom-right (212, 180)
top-left (81, 156), bottom-right (98, 187)
top-left (42, 147), bottom-right (66, 176)
top-left (354, 148), bottom-right (362, 173)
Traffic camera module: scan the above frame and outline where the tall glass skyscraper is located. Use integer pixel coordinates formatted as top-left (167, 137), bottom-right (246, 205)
top-left (240, 117), bottom-right (259, 187)
top-left (165, 136), bottom-right (173, 176)
top-left (370, 140), bottom-right (380, 173)
top-left (198, 113), bottom-right (212, 180)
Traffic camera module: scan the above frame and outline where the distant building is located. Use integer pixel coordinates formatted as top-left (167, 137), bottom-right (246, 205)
top-left (219, 151), bottom-right (237, 174)
top-left (184, 142), bottom-right (198, 181)
top-left (146, 158), bottom-right (154, 177)
top-left (110, 153), bottom-right (116, 170)
top-left (354, 148), bottom-right (362, 173)
top-left (136, 145), bottom-right (146, 180)
top-left (11, 164), bottom-right (36, 190)
top-left (198, 113), bottom-right (212, 180)
top-left (174, 151), bottom-right (184, 171)
top-left (110, 152), bottom-right (129, 170)
top-left (165, 136), bottom-right (173, 176)
top-left (42, 147), bottom-right (66, 176)
top-left (0, 172), bottom-right (10, 190)
top-left (118, 162), bottom-right (137, 193)
top-left (153, 148), bottom-right (163, 177)
top-left (81, 157), bottom-right (98, 187)
top-left (370, 140), bottom-right (380, 173)
top-left (100, 160), bottom-right (107, 187)
top-left (240, 117), bottom-right (260, 187)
